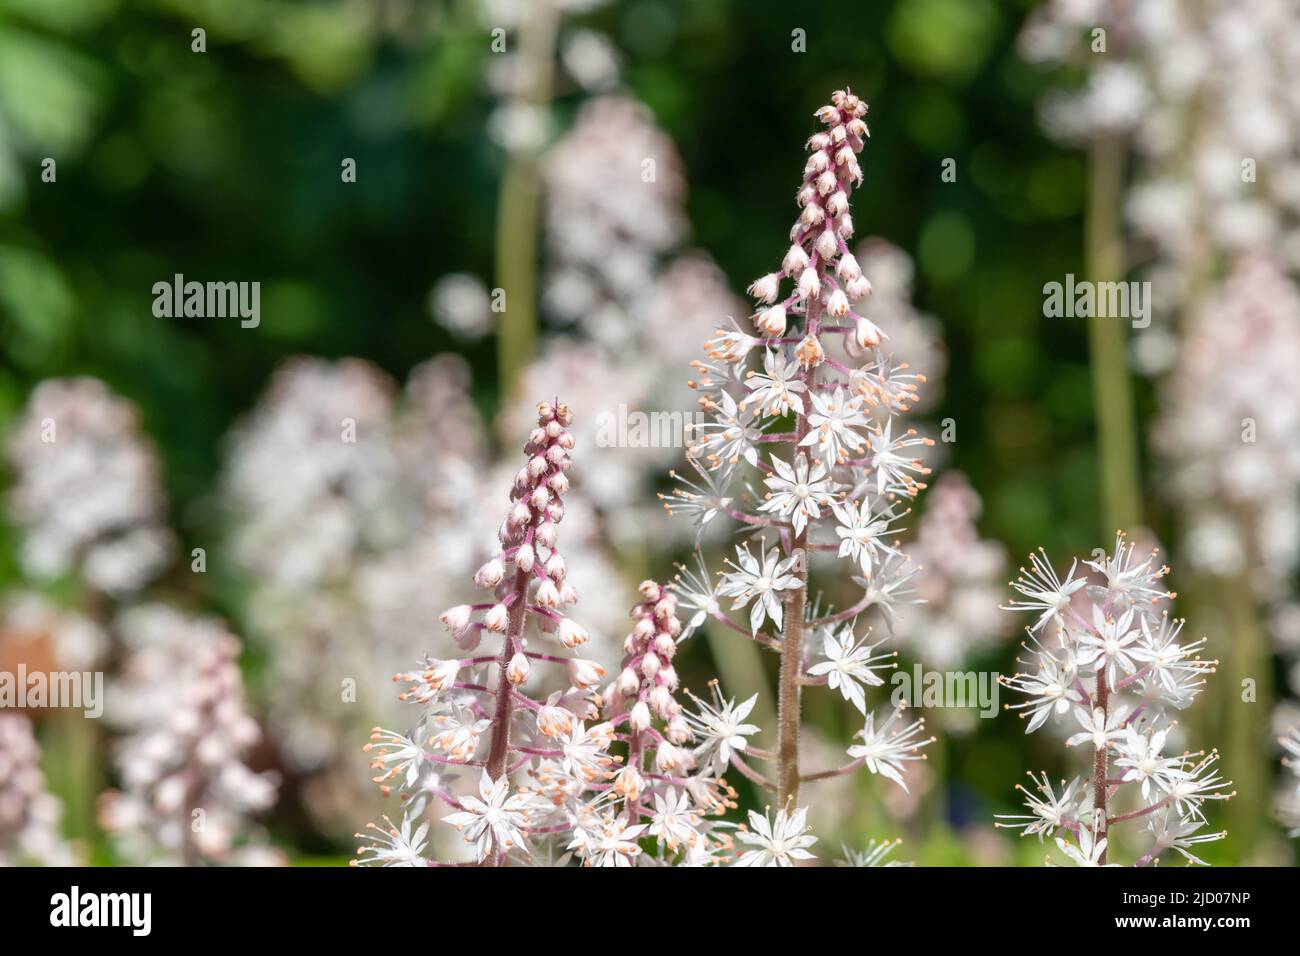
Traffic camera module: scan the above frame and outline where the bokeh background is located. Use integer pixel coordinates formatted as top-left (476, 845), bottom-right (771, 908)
top-left (1, 0), bottom-right (1296, 865)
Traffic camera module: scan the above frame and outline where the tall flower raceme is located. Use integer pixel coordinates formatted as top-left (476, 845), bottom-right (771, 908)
top-left (664, 89), bottom-right (935, 836)
top-left (996, 534), bottom-right (1233, 865)
top-left (99, 605), bottom-right (282, 866)
top-left (355, 401), bottom-right (619, 867)
top-left (0, 715), bottom-right (76, 866)
top-left (594, 581), bottom-right (739, 866)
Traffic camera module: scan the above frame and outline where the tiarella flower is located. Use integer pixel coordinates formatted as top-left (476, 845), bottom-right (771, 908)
top-left (806, 625), bottom-right (894, 714)
top-left (757, 454), bottom-right (838, 535)
top-left (995, 772), bottom-right (1085, 842)
top-left (1074, 606), bottom-right (1141, 685)
top-left (838, 838), bottom-right (911, 867)
top-left (733, 806), bottom-right (817, 867)
top-left (1001, 647), bottom-right (1080, 734)
top-left (1114, 726), bottom-right (1189, 801)
top-left (864, 420), bottom-right (933, 497)
top-left (831, 498), bottom-right (905, 577)
top-left (442, 771), bottom-right (535, 863)
top-left (353, 814), bottom-right (430, 867)
top-left (1065, 706), bottom-right (1127, 751)
top-left (1003, 549), bottom-right (1088, 632)
top-left (742, 348), bottom-right (807, 418)
top-left (1144, 814), bottom-right (1226, 867)
top-left (718, 543), bottom-right (801, 633)
top-left (801, 387), bottom-right (868, 465)
top-left (687, 389), bottom-right (765, 475)
top-left (1159, 751), bottom-right (1235, 822)
top-left (669, 554), bottom-right (723, 640)
top-left (1053, 815), bottom-right (1117, 867)
top-left (1084, 532), bottom-right (1172, 614)
top-left (685, 685), bottom-right (761, 773)
top-left (648, 788), bottom-right (701, 852)
top-left (567, 814), bottom-right (647, 867)
top-left (659, 459), bottom-right (733, 537)
top-left (847, 707), bottom-right (934, 790)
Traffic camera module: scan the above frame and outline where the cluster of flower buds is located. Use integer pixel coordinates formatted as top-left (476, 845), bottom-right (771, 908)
top-left (664, 90), bottom-right (936, 865)
top-left (356, 402), bottom-right (620, 867)
top-left (0, 714), bottom-right (75, 866)
top-left (579, 582), bottom-right (737, 865)
top-left (996, 533), bottom-right (1232, 865)
top-left (99, 605), bottom-right (281, 866)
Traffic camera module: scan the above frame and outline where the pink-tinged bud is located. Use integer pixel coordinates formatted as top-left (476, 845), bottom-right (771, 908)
top-left (827, 191), bottom-right (848, 217)
top-left (568, 659), bottom-right (606, 690)
top-left (558, 582), bottom-right (578, 605)
top-left (612, 765), bottom-right (644, 801)
top-left (545, 445), bottom-right (567, 468)
top-left (653, 633), bottom-right (676, 658)
top-left (664, 614), bottom-right (682, 637)
top-left (650, 684), bottom-right (673, 715)
top-left (847, 276), bottom-right (873, 299)
top-left (545, 419), bottom-right (563, 440)
top-left (546, 502), bottom-right (566, 524)
top-left (783, 244), bottom-right (810, 276)
top-left (828, 289), bottom-right (850, 317)
top-left (798, 267), bottom-right (821, 300)
top-left (816, 228), bottom-right (839, 261)
top-left (666, 716), bottom-right (691, 745)
top-left (629, 700), bottom-right (652, 734)
top-left (847, 117), bottom-right (867, 137)
top-left (638, 579), bottom-right (659, 601)
top-left (535, 579), bottom-right (560, 608)
top-left (546, 472), bottom-right (569, 495)
top-left (748, 272), bottom-right (782, 304)
top-left (484, 603), bottom-right (509, 632)
top-left (815, 104), bottom-right (839, 124)
top-left (641, 652), bottom-right (662, 680)
top-left (440, 605), bottom-right (472, 634)
top-left (537, 700), bottom-right (574, 737)
top-left (544, 553), bottom-right (566, 580)
top-left (756, 304), bottom-right (787, 336)
top-left (797, 184), bottom-right (818, 207)
top-left (836, 213), bottom-right (854, 238)
top-left (845, 154), bottom-right (863, 184)
top-left (557, 431), bottom-right (575, 451)
top-left (800, 204), bottom-right (825, 228)
top-left (807, 132), bottom-right (831, 151)
top-left (837, 252), bottom-right (862, 281)
top-left (854, 316), bottom-right (884, 349)
top-left (507, 652), bottom-right (530, 686)
top-left (816, 169), bottom-right (837, 196)
top-left (656, 742), bottom-right (684, 772)
top-left (618, 667), bottom-right (640, 695)
top-left (529, 486), bottom-right (550, 510)
top-left (474, 558), bottom-right (505, 588)
top-left (426, 658), bottom-right (460, 691)
top-left (830, 124), bottom-right (847, 145)
top-left (558, 617), bottom-right (588, 648)
top-left (514, 467), bottom-right (532, 492)
top-left (536, 520), bottom-right (557, 548)
top-left (659, 665), bottom-right (679, 690)
top-left (633, 617), bottom-right (655, 640)
top-left (528, 427), bottom-right (547, 447)
top-left (510, 501), bottom-right (532, 527)
top-left (796, 334), bottom-right (825, 369)
top-left (528, 454), bottom-right (548, 479)
top-left (515, 542), bottom-right (536, 573)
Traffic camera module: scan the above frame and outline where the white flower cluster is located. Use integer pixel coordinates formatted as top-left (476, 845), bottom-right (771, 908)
top-left (355, 402), bottom-right (618, 866)
top-left (997, 534), bottom-right (1232, 865)
top-left (100, 604), bottom-right (281, 865)
top-left (662, 89), bottom-right (935, 860)
top-left (0, 714), bottom-right (75, 866)
top-left (5, 377), bottom-right (174, 595)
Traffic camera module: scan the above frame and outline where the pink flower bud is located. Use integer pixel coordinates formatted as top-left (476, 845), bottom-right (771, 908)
top-left (558, 617), bottom-right (588, 648)
top-left (507, 652), bottom-right (530, 686)
top-left (783, 244), bottom-right (810, 276)
top-left (484, 603), bottom-right (509, 632)
top-left (515, 542), bottom-right (536, 573)
top-left (817, 228), bottom-right (839, 260)
top-left (756, 304), bottom-right (787, 336)
top-left (629, 701), bottom-right (652, 734)
top-left (474, 559), bottom-right (504, 588)
top-left (568, 659), bottom-right (606, 690)
top-left (798, 268), bottom-right (821, 300)
top-left (440, 605), bottom-right (471, 634)
top-left (748, 273), bottom-right (781, 304)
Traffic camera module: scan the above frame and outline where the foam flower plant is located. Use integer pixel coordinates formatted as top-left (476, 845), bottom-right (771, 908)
top-left (663, 90), bottom-right (935, 849)
top-left (996, 533), bottom-right (1234, 865)
top-left (354, 402), bottom-right (613, 866)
